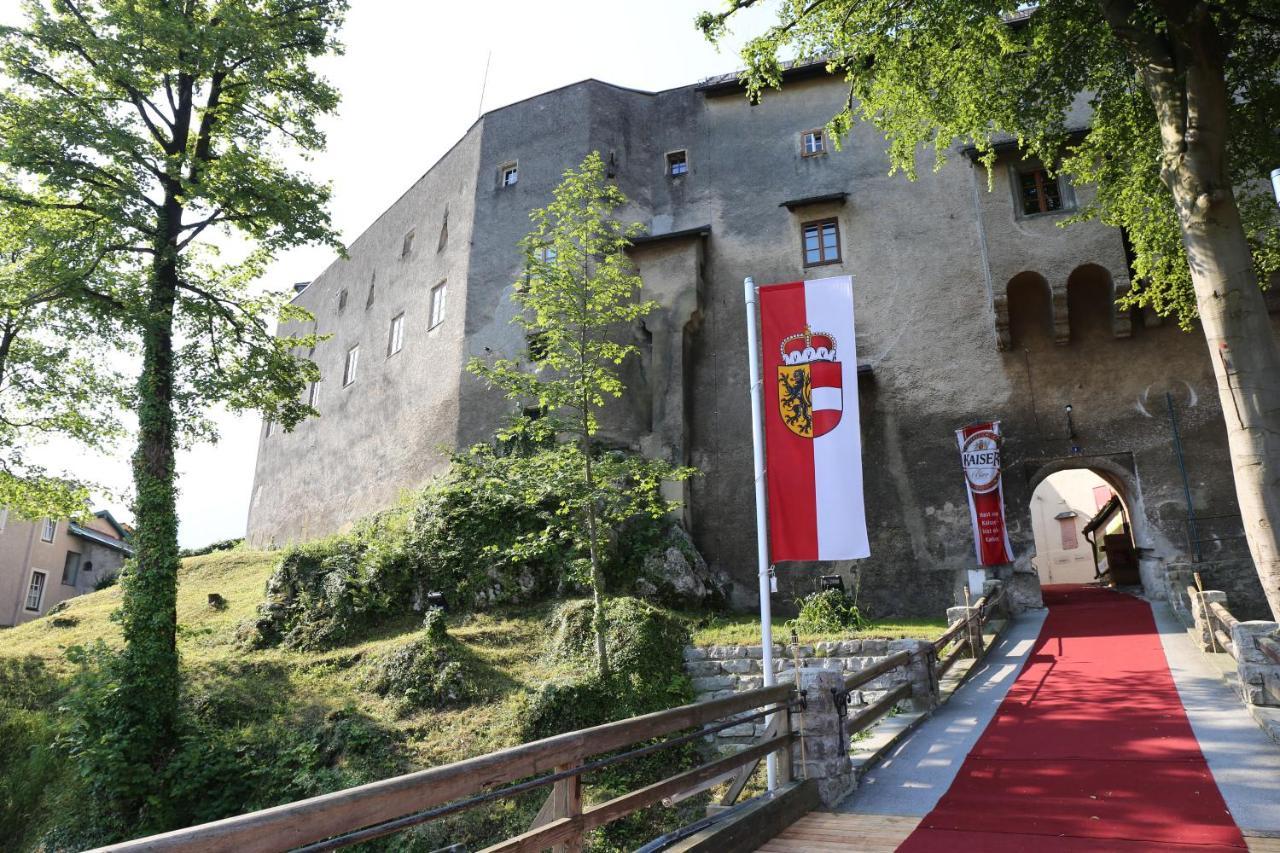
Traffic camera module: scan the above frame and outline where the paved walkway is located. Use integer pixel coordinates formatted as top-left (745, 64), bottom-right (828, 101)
top-left (791, 592), bottom-right (1280, 850)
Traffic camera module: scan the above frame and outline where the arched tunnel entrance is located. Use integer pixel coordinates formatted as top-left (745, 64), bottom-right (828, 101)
top-left (1024, 456), bottom-right (1156, 597)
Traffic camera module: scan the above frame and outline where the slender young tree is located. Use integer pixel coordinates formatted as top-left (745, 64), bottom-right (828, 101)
top-left (699, 0), bottom-right (1280, 619)
top-left (0, 0), bottom-right (343, 770)
top-left (470, 152), bottom-right (688, 678)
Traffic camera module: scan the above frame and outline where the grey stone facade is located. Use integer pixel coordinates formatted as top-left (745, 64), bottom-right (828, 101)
top-left (246, 64), bottom-right (1278, 617)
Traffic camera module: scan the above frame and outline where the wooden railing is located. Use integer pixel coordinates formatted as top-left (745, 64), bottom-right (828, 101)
top-left (1187, 584), bottom-right (1239, 659)
top-left (933, 587), bottom-right (1005, 680)
top-left (92, 684), bottom-right (799, 853)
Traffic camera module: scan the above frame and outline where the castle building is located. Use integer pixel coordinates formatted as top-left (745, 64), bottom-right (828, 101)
top-left (247, 64), bottom-right (1277, 617)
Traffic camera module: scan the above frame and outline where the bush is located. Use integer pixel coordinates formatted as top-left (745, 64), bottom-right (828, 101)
top-left (179, 538), bottom-right (245, 559)
top-left (789, 589), bottom-right (867, 633)
top-left (361, 612), bottom-right (482, 715)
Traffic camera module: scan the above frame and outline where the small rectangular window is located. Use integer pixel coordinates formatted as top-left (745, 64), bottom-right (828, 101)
top-left (338, 289), bottom-right (348, 313)
top-left (802, 219), bottom-right (841, 267)
top-left (41, 518), bottom-right (55, 542)
top-left (402, 230), bottom-right (415, 258)
top-left (0, 508), bottom-right (8, 533)
top-left (25, 571), bottom-right (45, 611)
top-left (388, 313), bottom-right (405, 356)
top-left (62, 552), bottom-right (81, 587)
top-left (430, 282), bottom-right (447, 329)
top-left (1018, 167), bottom-right (1064, 215)
top-left (500, 162), bottom-right (519, 187)
top-left (307, 381), bottom-right (320, 408)
top-left (538, 246), bottom-right (557, 264)
top-left (801, 129), bottom-right (825, 156)
top-left (343, 345), bottom-right (360, 387)
top-left (666, 150), bottom-right (688, 177)
top-left (265, 419), bottom-right (274, 438)
top-left (1058, 517), bottom-right (1079, 550)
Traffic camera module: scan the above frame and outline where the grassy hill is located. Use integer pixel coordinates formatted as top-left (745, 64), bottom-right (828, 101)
top-left (0, 549), bottom-right (945, 851)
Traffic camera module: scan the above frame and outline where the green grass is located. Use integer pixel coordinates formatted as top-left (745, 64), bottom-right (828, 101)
top-left (0, 550), bottom-right (603, 848)
top-left (688, 615), bottom-right (948, 647)
top-left (0, 551), bottom-right (945, 850)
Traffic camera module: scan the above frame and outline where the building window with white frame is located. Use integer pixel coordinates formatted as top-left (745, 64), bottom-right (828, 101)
top-left (343, 345), bottom-right (360, 387)
top-left (430, 282), bottom-right (447, 329)
top-left (41, 518), bottom-right (55, 542)
top-left (388, 313), bottom-right (405, 357)
top-left (25, 571), bottom-right (46, 611)
top-left (802, 129), bottom-right (826, 156)
top-left (499, 162), bottom-right (518, 188)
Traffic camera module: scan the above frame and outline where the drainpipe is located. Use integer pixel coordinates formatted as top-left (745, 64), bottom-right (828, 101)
top-left (1166, 391), bottom-right (1201, 561)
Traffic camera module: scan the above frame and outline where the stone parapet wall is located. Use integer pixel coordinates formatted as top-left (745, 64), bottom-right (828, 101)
top-left (684, 640), bottom-right (921, 751)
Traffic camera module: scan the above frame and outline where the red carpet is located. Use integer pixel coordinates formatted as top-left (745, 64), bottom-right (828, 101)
top-left (897, 584), bottom-right (1246, 851)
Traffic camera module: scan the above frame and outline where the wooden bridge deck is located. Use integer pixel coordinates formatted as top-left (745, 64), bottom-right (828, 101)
top-left (755, 812), bottom-right (1280, 852)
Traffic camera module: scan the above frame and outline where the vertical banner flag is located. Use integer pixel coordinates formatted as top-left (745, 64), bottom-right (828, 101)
top-left (759, 276), bottom-right (869, 562)
top-left (956, 421), bottom-right (1014, 565)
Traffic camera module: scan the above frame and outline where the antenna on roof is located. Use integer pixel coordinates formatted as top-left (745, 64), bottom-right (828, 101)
top-left (477, 50), bottom-right (492, 118)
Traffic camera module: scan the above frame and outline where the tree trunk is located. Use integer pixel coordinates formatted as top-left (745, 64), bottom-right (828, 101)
top-left (1177, 188), bottom-right (1280, 621)
top-left (117, 201), bottom-right (182, 768)
top-left (583, 446), bottom-right (609, 679)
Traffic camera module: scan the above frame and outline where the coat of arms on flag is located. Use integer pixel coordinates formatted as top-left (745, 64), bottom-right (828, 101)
top-left (777, 328), bottom-right (843, 438)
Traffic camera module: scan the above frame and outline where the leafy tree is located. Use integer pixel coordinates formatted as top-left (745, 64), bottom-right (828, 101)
top-left (0, 184), bottom-right (127, 518)
top-left (470, 152), bottom-right (694, 676)
top-left (699, 0), bottom-right (1280, 619)
top-left (0, 0), bottom-right (344, 781)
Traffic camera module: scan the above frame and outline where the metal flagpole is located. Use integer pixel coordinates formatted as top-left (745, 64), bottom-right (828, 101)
top-left (744, 277), bottom-right (779, 792)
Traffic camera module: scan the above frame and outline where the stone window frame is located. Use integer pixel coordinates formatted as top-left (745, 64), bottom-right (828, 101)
top-left (498, 161), bottom-right (519, 188)
top-left (801, 217), bottom-right (842, 268)
top-left (387, 312), bottom-right (405, 358)
top-left (800, 128), bottom-right (826, 157)
top-left (307, 380), bottom-right (320, 409)
top-left (429, 281), bottom-right (447, 329)
top-left (25, 569), bottom-right (46, 612)
top-left (343, 344), bottom-right (360, 387)
top-left (1009, 160), bottom-right (1076, 219)
top-left (666, 149), bottom-right (689, 177)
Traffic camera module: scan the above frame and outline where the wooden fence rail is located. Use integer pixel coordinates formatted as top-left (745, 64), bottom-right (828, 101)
top-left (1188, 584), bottom-right (1240, 659)
top-left (91, 684), bottom-right (798, 853)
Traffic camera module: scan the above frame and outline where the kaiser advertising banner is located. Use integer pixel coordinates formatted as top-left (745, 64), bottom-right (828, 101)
top-left (956, 421), bottom-right (1015, 566)
top-left (759, 276), bottom-right (869, 562)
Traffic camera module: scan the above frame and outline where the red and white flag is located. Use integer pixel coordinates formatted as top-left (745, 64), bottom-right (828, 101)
top-left (759, 276), bottom-right (869, 562)
top-left (956, 421), bottom-right (1014, 565)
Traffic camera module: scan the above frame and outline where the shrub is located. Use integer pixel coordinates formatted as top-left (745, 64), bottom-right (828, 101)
top-left (179, 538), bottom-right (245, 559)
top-left (361, 614), bottom-right (482, 715)
top-left (789, 589), bottom-right (867, 633)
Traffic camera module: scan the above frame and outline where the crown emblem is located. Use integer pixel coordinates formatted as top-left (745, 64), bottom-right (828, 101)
top-left (780, 326), bottom-right (837, 365)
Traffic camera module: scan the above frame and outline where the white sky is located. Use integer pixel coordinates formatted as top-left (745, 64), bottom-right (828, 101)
top-left (2, 1), bottom-right (780, 548)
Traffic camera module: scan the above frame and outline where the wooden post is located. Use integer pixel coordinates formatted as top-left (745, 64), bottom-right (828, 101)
top-left (776, 702), bottom-right (794, 785)
top-left (551, 765), bottom-right (582, 853)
